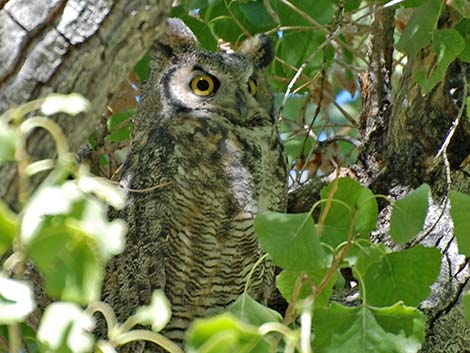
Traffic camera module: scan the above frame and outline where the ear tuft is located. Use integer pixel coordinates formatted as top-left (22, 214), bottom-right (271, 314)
top-left (238, 34), bottom-right (274, 69)
top-left (165, 18), bottom-right (198, 48)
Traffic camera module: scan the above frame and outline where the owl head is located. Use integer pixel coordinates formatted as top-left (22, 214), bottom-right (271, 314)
top-left (143, 18), bottom-right (275, 127)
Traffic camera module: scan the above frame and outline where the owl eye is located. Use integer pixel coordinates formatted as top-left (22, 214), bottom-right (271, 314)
top-left (247, 78), bottom-right (257, 96)
top-left (190, 74), bottom-right (217, 96)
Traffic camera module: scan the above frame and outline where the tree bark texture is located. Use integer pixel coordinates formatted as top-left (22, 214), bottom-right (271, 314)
top-left (356, 6), bottom-right (470, 352)
top-left (0, 0), bottom-right (171, 209)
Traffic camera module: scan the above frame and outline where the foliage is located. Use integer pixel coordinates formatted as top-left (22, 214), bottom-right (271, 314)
top-left (2, 0), bottom-right (470, 352)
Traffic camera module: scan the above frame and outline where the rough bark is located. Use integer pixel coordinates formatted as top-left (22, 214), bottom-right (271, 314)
top-left (0, 0), bottom-right (171, 209)
top-left (355, 6), bottom-right (470, 352)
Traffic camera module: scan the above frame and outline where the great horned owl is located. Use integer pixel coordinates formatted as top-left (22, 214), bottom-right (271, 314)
top-left (103, 18), bottom-right (287, 351)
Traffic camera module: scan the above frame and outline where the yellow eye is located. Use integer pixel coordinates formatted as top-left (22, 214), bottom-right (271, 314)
top-left (248, 78), bottom-right (257, 96)
top-left (190, 74), bottom-right (216, 96)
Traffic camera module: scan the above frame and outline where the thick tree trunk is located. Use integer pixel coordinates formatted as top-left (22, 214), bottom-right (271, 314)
top-left (356, 6), bottom-right (470, 352)
top-left (0, 0), bottom-right (171, 209)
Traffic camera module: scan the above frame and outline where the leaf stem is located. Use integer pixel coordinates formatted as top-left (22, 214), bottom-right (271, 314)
top-left (116, 330), bottom-right (184, 353)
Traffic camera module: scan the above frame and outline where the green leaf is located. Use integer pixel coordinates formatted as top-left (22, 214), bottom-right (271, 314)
top-left (396, 0), bottom-right (443, 57)
top-left (186, 314), bottom-right (271, 353)
top-left (37, 302), bottom-right (95, 353)
top-left (0, 200), bottom-right (17, 255)
top-left (415, 29), bottom-right (465, 94)
top-left (0, 123), bottom-right (17, 163)
top-left (363, 246), bottom-right (441, 307)
top-left (255, 211), bottom-right (327, 271)
top-left (284, 136), bottom-right (315, 164)
top-left (134, 52), bottom-right (150, 82)
top-left (40, 93), bottom-right (90, 116)
top-left (319, 178), bottom-right (378, 247)
top-left (106, 109), bottom-right (134, 143)
top-left (0, 277), bottom-right (35, 324)
top-left (276, 268), bottom-right (336, 308)
top-left (390, 184), bottom-right (429, 243)
top-left (452, 0), bottom-right (470, 18)
top-left (134, 290), bottom-right (172, 332)
top-left (456, 19), bottom-right (470, 62)
top-left (27, 222), bottom-right (103, 305)
top-left (463, 291), bottom-right (470, 323)
top-left (450, 190), bottom-right (470, 256)
top-left (230, 293), bottom-right (282, 326)
top-left (273, 0), bottom-right (334, 25)
top-left (180, 14), bottom-right (218, 51)
top-left (275, 30), bottom-right (325, 79)
top-left (345, 242), bottom-right (388, 277)
top-left (236, 1), bottom-right (276, 33)
top-left (313, 302), bottom-right (426, 353)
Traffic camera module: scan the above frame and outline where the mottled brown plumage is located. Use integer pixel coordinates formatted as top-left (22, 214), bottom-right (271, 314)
top-left (103, 18), bottom-right (287, 352)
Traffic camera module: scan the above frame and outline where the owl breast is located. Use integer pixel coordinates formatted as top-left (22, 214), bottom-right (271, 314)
top-left (160, 112), bottom-right (286, 341)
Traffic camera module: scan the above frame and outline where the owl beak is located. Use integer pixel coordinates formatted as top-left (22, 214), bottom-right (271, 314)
top-left (235, 88), bottom-right (247, 119)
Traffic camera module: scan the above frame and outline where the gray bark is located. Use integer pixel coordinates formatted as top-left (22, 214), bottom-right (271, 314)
top-left (0, 0), bottom-right (171, 209)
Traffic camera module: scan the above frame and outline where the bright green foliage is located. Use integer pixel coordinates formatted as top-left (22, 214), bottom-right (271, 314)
top-left (390, 184), bottom-right (430, 244)
top-left (0, 124), bottom-right (17, 163)
top-left (345, 242), bottom-right (388, 277)
top-left (450, 190), bottom-right (470, 256)
top-left (463, 292), bottom-right (470, 323)
top-left (415, 29), bottom-right (465, 94)
top-left (0, 200), bottom-right (17, 254)
top-left (106, 109), bottom-right (135, 143)
top-left (396, 0), bottom-right (443, 57)
top-left (362, 246), bottom-right (441, 307)
top-left (452, 0), bottom-right (470, 18)
top-left (319, 178), bottom-right (378, 247)
top-left (134, 290), bottom-right (172, 332)
top-left (230, 293), bottom-right (282, 326)
top-left (456, 19), bottom-right (470, 62)
top-left (255, 211), bottom-right (327, 271)
top-left (276, 268), bottom-right (336, 308)
top-left (185, 314), bottom-right (271, 353)
top-left (313, 302), bottom-right (426, 353)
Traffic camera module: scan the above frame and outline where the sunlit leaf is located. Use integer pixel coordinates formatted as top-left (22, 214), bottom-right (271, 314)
top-left (313, 302), bottom-right (426, 353)
top-left (0, 200), bottom-right (17, 254)
top-left (415, 29), bottom-right (465, 94)
top-left (41, 93), bottom-right (90, 116)
top-left (390, 184), bottom-right (429, 243)
top-left (0, 123), bottom-right (17, 163)
top-left (37, 302), bottom-right (95, 353)
top-left (396, 0), bottom-right (443, 57)
top-left (463, 291), bottom-right (470, 323)
top-left (134, 290), bottom-right (172, 332)
top-left (0, 277), bottom-right (35, 324)
top-left (186, 314), bottom-right (270, 353)
top-left (230, 293), bottom-right (282, 326)
top-left (255, 211), bottom-right (327, 271)
top-left (450, 190), bottom-right (470, 256)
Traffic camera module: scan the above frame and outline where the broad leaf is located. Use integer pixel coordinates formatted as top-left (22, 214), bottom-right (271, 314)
top-left (0, 200), bottom-right (17, 254)
top-left (0, 123), bottom-right (17, 163)
top-left (276, 268), bottom-right (336, 308)
top-left (456, 19), bottom-right (470, 62)
top-left (390, 184), bottom-right (429, 243)
top-left (363, 246), bottom-right (441, 307)
top-left (452, 0), bottom-right (470, 18)
top-left (345, 242), bottom-right (388, 277)
top-left (37, 302), bottom-right (95, 353)
top-left (463, 291), bottom-right (470, 323)
top-left (186, 314), bottom-right (271, 353)
top-left (272, 0), bottom-right (334, 26)
top-left (134, 290), bottom-right (172, 332)
top-left (255, 211), bottom-right (327, 272)
top-left (450, 190), bottom-right (470, 256)
top-left (230, 293), bottom-right (282, 326)
top-left (319, 178), bottom-right (378, 247)
top-left (313, 302), bottom-right (426, 353)
top-left (415, 29), bottom-right (465, 94)
top-left (0, 277), bottom-right (35, 324)
top-left (27, 222), bottom-right (103, 304)
top-left (396, 0), bottom-right (443, 57)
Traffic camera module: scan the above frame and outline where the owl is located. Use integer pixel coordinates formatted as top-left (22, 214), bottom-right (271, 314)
top-left (103, 18), bottom-right (287, 352)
